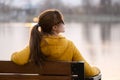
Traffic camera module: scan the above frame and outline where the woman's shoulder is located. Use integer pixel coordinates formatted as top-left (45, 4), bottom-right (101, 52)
top-left (42, 34), bottom-right (75, 43)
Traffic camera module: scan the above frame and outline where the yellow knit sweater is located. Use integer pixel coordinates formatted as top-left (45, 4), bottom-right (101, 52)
top-left (11, 35), bottom-right (100, 77)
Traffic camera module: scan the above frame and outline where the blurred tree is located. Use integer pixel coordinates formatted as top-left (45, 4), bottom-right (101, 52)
top-left (40, 0), bottom-right (63, 11)
top-left (82, 0), bottom-right (92, 14)
top-left (99, 0), bottom-right (112, 14)
top-left (112, 2), bottom-right (120, 15)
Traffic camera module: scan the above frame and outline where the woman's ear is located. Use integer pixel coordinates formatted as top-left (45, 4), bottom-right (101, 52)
top-left (52, 26), bottom-right (57, 31)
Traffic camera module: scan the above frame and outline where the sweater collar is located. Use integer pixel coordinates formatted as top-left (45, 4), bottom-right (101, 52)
top-left (43, 35), bottom-right (65, 39)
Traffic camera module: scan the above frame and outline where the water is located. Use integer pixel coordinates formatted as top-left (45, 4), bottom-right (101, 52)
top-left (0, 22), bottom-right (120, 80)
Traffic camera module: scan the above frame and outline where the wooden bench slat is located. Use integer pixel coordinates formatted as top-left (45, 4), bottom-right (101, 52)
top-left (0, 61), bottom-right (84, 75)
top-left (0, 61), bottom-right (71, 75)
top-left (0, 75), bottom-right (71, 80)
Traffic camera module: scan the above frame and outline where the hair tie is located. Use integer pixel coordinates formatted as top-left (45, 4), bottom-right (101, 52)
top-left (35, 23), bottom-right (40, 27)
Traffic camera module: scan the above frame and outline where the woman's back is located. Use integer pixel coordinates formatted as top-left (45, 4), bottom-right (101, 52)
top-left (41, 35), bottom-right (73, 61)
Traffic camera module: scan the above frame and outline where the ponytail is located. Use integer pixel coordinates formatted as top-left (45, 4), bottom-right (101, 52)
top-left (29, 24), bottom-right (46, 66)
top-left (29, 9), bottom-right (64, 66)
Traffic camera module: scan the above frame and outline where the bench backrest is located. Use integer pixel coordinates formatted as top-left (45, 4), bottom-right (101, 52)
top-left (0, 61), bottom-right (84, 80)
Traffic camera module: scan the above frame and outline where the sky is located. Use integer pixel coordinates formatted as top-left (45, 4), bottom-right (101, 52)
top-left (12, 0), bottom-right (82, 7)
top-left (62, 0), bottom-right (82, 6)
top-left (4, 0), bottom-right (120, 8)
top-left (11, 0), bottom-right (100, 8)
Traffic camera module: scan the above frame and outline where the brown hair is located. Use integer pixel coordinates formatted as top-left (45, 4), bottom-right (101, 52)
top-left (29, 9), bottom-right (64, 66)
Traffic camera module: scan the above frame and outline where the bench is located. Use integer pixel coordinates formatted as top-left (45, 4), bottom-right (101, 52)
top-left (0, 61), bottom-right (101, 80)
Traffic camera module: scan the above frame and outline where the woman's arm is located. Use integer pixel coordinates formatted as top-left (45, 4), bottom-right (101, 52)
top-left (72, 42), bottom-right (100, 77)
top-left (11, 46), bottom-right (30, 65)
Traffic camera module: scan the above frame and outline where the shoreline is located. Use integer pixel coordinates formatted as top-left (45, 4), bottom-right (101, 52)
top-left (1, 14), bottom-right (120, 23)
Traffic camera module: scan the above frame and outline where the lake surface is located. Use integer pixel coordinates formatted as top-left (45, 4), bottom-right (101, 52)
top-left (0, 22), bottom-right (120, 80)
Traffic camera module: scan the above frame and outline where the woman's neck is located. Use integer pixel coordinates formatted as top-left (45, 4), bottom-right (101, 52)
top-left (51, 31), bottom-right (59, 36)
top-left (43, 32), bottom-right (60, 37)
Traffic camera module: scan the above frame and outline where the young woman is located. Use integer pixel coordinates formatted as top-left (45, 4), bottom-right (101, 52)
top-left (11, 9), bottom-right (100, 77)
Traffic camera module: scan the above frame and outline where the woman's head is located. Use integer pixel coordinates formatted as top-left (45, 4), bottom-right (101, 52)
top-left (29, 9), bottom-right (64, 66)
top-left (38, 9), bottom-right (64, 34)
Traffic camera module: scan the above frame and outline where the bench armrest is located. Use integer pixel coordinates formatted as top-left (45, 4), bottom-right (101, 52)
top-left (85, 74), bottom-right (101, 80)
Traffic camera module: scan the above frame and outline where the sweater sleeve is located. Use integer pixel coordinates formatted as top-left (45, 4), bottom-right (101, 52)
top-left (71, 42), bottom-right (100, 77)
top-left (11, 46), bottom-right (30, 65)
